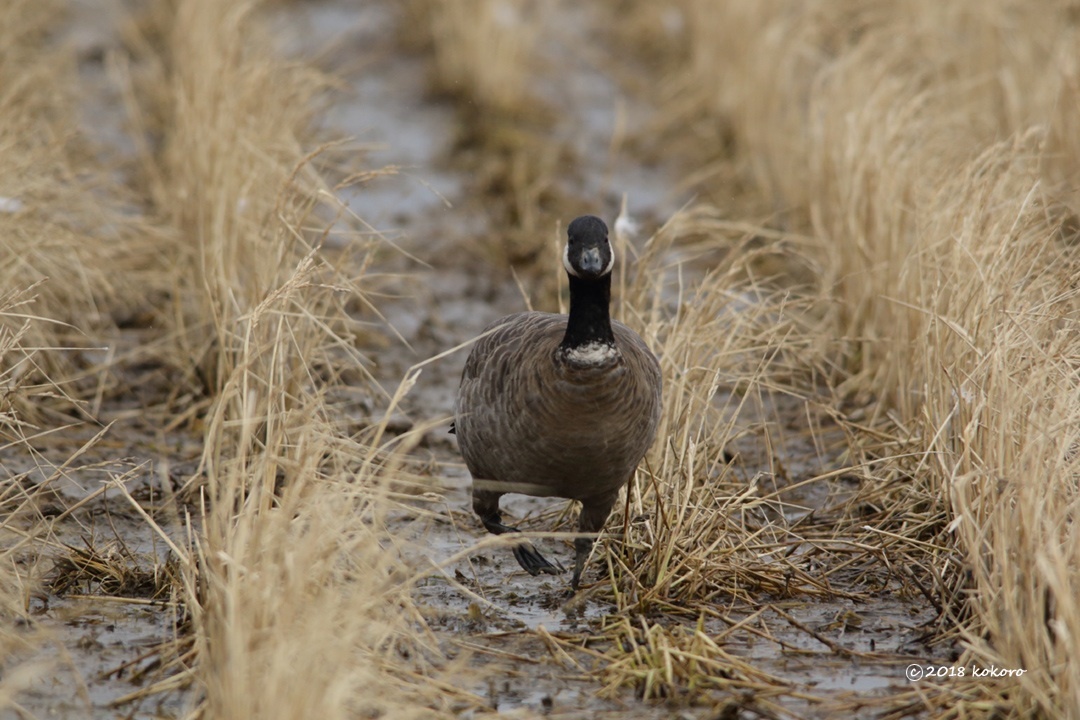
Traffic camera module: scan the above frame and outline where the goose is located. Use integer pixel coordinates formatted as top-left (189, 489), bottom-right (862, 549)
top-left (453, 215), bottom-right (662, 589)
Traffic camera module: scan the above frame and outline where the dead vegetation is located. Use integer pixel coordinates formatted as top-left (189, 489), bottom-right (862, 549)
top-left (2, 0), bottom-right (453, 716)
top-left (48, 537), bottom-right (176, 600)
top-left (403, 0), bottom-right (584, 271)
top-left (417, 0), bottom-right (1080, 714)
top-left (609, 0), bottom-right (1080, 714)
top-left (3, 0), bottom-right (1080, 717)
top-left (0, 0), bottom-right (160, 418)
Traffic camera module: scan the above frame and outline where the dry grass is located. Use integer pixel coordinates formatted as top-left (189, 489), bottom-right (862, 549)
top-left (419, 0), bottom-right (546, 117)
top-left (0, 0), bottom-right (161, 418)
top-left (402, 0), bottom-right (576, 269)
top-left (120, 0), bottom-right (364, 401)
top-left (1, 0), bottom-right (452, 716)
top-left (604, 209), bottom-right (834, 605)
top-left (597, 614), bottom-right (803, 707)
top-left (113, 0), bottom-right (456, 716)
top-left (621, 0), bottom-right (1080, 714)
top-left (0, 288), bottom-right (48, 696)
top-left (6, 0), bottom-right (1080, 716)
top-left (0, 0), bottom-right (156, 703)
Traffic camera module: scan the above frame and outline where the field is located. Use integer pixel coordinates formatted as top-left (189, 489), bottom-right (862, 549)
top-left (3, 0), bottom-right (1079, 718)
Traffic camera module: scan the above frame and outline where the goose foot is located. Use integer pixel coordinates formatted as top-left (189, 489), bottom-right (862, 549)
top-left (513, 542), bottom-right (564, 576)
top-left (480, 513), bottom-right (565, 577)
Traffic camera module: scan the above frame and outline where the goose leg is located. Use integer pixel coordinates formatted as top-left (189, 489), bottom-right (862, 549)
top-left (571, 536), bottom-right (593, 591)
top-left (572, 489), bottom-right (620, 590)
top-left (473, 489), bottom-right (564, 576)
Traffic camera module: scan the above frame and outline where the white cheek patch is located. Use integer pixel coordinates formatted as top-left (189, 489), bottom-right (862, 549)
top-left (602, 245), bottom-right (615, 276)
top-left (564, 342), bottom-right (618, 365)
top-left (563, 242), bottom-right (579, 277)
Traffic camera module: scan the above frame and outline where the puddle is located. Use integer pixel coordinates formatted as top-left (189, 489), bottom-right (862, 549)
top-left (15, 599), bottom-right (188, 719)
top-left (3, 425), bottom-right (194, 718)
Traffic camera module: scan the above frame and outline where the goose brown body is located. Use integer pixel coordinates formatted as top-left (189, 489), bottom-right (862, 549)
top-left (453, 215), bottom-right (662, 589)
top-left (455, 312), bottom-right (661, 502)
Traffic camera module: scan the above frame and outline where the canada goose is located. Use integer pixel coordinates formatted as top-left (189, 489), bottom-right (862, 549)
top-left (453, 215), bottom-right (662, 589)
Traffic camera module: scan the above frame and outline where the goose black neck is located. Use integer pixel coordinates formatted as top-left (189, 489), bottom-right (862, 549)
top-left (560, 273), bottom-right (615, 349)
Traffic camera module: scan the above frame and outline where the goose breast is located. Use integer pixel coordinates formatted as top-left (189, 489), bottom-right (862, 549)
top-left (455, 311), bottom-right (662, 500)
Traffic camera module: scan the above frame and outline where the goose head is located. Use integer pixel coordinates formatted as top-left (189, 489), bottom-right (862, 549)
top-left (563, 215), bottom-right (614, 280)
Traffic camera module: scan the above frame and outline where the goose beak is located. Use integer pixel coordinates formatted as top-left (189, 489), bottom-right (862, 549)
top-left (579, 247), bottom-right (603, 276)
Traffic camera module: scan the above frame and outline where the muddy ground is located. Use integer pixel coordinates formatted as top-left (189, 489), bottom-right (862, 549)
top-left (4, 1), bottom-right (955, 718)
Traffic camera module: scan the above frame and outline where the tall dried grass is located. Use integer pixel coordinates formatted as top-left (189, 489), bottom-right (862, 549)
top-left (605, 208), bottom-right (833, 606)
top-left (403, 0), bottom-right (569, 268)
top-left (661, 0), bottom-right (1080, 714)
top-left (0, 0), bottom-right (159, 417)
top-left (0, 289), bottom-right (49, 701)
top-left (0, 0), bottom-right (156, 707)
top-left (116, 0), bottom-right (453, 716)
top-left (2, 0), bottom-right (453, 714)
top-left (420, 0), bottom-right (546, 117)
top-left (122, 0), bottom-right (358, 402)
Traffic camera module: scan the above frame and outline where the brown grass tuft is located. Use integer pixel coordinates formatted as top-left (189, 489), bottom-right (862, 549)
top-left (48, 537), bottom-right (177, 600)
top-left (600, 208), bottom-right (836, 609)
top-left (8, 0), bottom-right (1080, 715)
top-left (110, 1), bottom-right (452, 716)
top-left (0, 0), bottom-right (162, 418)
top-left (641, 1), bottom-right (1080, 713)
top-left (402, 0), bottom-right (574, 269)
